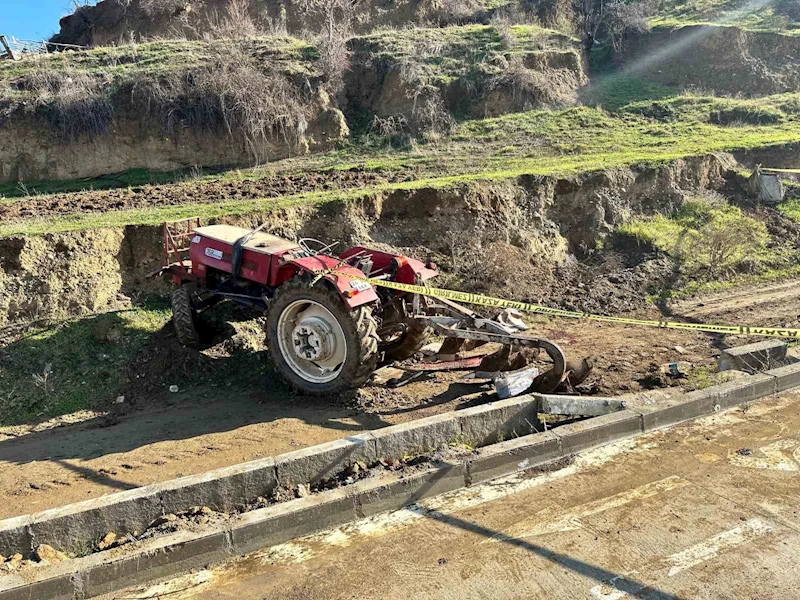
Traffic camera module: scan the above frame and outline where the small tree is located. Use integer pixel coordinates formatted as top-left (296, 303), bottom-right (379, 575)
top-left (572, 0), bottom-right (604, 51)
top-left (297, 0), bottom-right (366, 97)
top-left (604, 0), bottom-right (650, 53)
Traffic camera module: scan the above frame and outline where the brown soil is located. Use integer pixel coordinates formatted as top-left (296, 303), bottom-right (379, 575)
top-left (1, 277), bottom-right (798, 521)
top-left (0, 168), bottom-right (411, 223)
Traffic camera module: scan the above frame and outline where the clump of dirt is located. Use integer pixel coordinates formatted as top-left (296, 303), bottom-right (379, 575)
top-left (437, 237), bottom-right (677, 316)
top-left (120, 304), bottom-right (268, 407)
top-left (549, 255), bottom-right (679, 315)
top-left (138, 506), bottom-right (227, 541)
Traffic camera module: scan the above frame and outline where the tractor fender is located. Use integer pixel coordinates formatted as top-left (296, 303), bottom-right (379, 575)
top-left (285, 257), bottom-right (379, 309)
top-left (322, 270), bottom-right (380, 309)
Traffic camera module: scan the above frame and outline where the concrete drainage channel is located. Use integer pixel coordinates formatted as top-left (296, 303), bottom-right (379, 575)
top-left (1, 343), bottom-right (800, 600)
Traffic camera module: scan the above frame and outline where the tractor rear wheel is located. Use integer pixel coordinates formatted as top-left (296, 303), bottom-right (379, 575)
top-left (266, 280), bottom-right (379, 396)
top-left (172, 284), bottom-right (200, 347)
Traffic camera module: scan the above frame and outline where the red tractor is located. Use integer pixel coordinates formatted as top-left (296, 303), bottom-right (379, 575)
top-left (159, 219), bottom-right (438, 395)
top-left (159, 219), bottom-right (585, 397)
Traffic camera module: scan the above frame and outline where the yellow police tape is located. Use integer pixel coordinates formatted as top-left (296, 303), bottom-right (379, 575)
top-left (762, 168), bottom-right (800, 174)
top-left (318, 271), bottom-right (800, 339)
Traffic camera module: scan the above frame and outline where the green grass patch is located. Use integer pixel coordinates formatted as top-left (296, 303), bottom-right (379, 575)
top-left (353, 23), bottom-right (575, 86)
top-left (779, 198), bottom-right (800, 222)
top-left (0, 299), bottom-right (171, 426)
top-left (650, 0), bottom-right (800, 34)
top-left (581, 76), bottom-right (678, 112)
top-left (619, 198), bottom-right (771, 276)
top-left (621, 92), bottom-right (800, 123)
top-left (0, 38), bottom-right (314, 84)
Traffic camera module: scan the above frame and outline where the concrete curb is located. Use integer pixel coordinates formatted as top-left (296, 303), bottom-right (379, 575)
top-left (2, 361), bottom-right (800, 600)
top-left (718, 340), bottom-right (790, 372)
top-left (0, 395), bottom-right (545, 557)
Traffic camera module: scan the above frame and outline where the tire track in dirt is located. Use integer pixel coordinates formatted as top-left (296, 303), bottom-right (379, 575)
top-left (674, 281), bottom-right (800, 325)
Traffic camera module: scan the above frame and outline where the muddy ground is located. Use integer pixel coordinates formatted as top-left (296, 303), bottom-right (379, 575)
top-left (0, 167), bottom-right (413, 222)
top-left (1, 278), bottom-right (798, 520)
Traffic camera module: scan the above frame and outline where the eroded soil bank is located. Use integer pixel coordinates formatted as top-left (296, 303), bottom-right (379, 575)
top-left (0, 153), bottom-right (739, 327)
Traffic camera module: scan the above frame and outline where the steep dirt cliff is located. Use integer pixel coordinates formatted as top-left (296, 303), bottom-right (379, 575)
top-left (51, 0), bottom-right (493, 47)
top-left (0, 99), bottom-right (348, 184)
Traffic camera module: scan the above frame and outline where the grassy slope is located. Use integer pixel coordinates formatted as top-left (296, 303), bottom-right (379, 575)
top-left (353, 23), bottom-right (577, 84)
top-left (0, 38), bottom-right (316, 84)
top-left (2, 91), bottom-right (800, 236)
top-left (0, 300), bottom-right (171, 424)
top-left (650, 0), bottom-right (800, 34)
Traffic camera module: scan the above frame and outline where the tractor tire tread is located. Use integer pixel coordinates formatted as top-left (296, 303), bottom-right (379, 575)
top-left (172, 285), bottom-right (200, 347)
top-left (266, 279), bottom-right (379, 396)
top-left (382, 316), bottom-right (433, 362)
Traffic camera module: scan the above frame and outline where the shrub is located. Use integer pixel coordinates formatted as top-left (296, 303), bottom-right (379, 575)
top-left (491, 13), bottom-right (516, 50)
top-left (521, 0), bottom-right (577, 33)
top-left (681, 206), bottom-right (769, 276)
top-left (17, 68), bottom-right (114, 140)
top-left (489, 54), bottom-right (577, 110)
top-left (206, 0), bottom-right (262, 39)
top-left (138, 0), bottom-right (189, 17)
top-left (297, 0), bottom-right (365, 97)
top-left (418, 0), bottom-right (485, 25)
top-left (620, 195), bottom-right (770, 278)
top-left (131, 45), bottom-right (309, 162)
top-left (393, 57), bottom-right (455, 138)
top-left (604, 0), bottom-right (651, 53)
top-left (411, 90), bottom-right (455, 138)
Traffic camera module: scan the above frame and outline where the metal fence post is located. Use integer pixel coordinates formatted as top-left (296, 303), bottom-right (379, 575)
top-left (0, 35), bottom-right (16, 61)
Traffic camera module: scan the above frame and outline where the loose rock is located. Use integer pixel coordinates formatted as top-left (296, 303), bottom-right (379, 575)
top-left (98, 531), bottom-right (117, 550)
top-left (151, 513), bottom-right (178, 527)
top-left (33, 544), bottom-right (68, 564)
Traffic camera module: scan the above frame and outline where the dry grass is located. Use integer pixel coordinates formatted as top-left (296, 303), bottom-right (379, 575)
top-left (131, 43), bottom-right (310, 162)
top-left (488, 54), bottom-right (577, 110)
top-left (138, 0), bottom-right (190, 17)
top-left (16, 68), bottom-right (114, 140)
top-left (204, 0), bottom-right (262, 40)
top-left (417, 0), bottom-right (486, 25)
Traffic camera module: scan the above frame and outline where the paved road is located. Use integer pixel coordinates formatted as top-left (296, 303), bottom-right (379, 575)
top-left (115, 391), bottom-right (800, 600)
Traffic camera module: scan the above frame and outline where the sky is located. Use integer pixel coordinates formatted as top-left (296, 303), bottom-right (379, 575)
top-left (2, 0), bottom-right (99, 41)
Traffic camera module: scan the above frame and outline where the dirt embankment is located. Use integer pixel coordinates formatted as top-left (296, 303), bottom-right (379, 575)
top-left (0, 153), bottom-right (737, 328)
top-left (0, 93), bottom-right (349, 185)
top-left (620, 25), bottom-right (800, 96)
top-left (346, 37), bottom-right (587, 123)
top-left (52, 0), bottom-right (492, 47)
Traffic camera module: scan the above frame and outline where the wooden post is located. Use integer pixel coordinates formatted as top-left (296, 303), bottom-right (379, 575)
top-left (0, 35), bottom-right (16, 61)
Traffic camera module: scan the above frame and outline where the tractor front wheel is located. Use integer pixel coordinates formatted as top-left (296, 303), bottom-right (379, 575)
top-left (266, 280), bottom-right (379, 396)
top-left (381, 317), bottom-right (433, 362)
top-left (172, 284), bottom-right (200, 347)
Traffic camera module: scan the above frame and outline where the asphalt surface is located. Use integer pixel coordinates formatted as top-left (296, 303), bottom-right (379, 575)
top-left (112, 391), bottom-right (800, 600)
